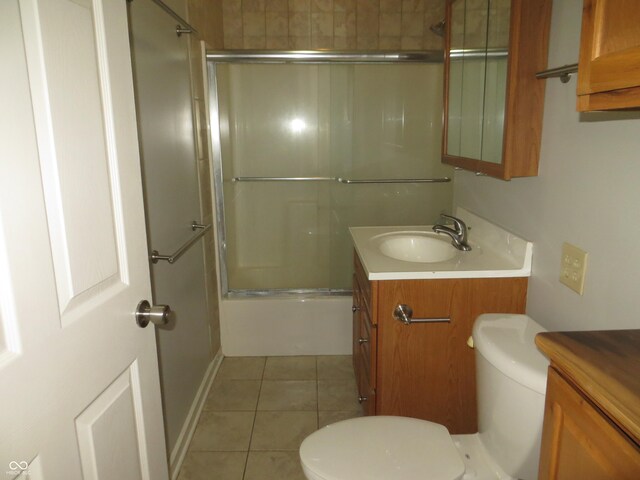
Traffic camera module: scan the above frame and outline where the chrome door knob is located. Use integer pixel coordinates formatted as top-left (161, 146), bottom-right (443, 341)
top-left (358, 395), bottom-right (367, 403)
top-left (358, 337), bottom-right (368, 345)
top-left (352, 305), bottom-right (360, 313)
top-left (136, 300), bottom-right (173, 328)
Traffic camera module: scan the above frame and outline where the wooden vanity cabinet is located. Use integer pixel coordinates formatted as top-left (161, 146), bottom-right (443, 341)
top-left (577, 0), bottom-right (640, 111)
top-left (536, 330), bottom-right (640, 480)
top-left (352, 252), bottom-right (528, 434)
top-left (538, 368), bottom-right (640, 479)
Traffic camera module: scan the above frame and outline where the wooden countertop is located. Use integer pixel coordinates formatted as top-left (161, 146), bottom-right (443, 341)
top-left (536, 330), bottom-right (640, 446)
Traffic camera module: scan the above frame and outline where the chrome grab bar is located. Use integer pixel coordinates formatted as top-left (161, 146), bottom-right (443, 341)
top-left (233, 176), bottom-right (336, 182)
top-left (148, 0), bottom-right (198, 36)
top-left (231, 176), bottom-right (451, 184)
top-left (151, 221), bottom-right (212, 264)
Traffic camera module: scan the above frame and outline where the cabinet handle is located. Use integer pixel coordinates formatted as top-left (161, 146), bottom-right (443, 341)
top-left (352, 305), bottom-right (360, 313)
top-left (358, 337), bottom-right (368, 344)
top-left (358, 395), bottom-right (367, 403)
top-left (393, 304), bottom-right (450, 325)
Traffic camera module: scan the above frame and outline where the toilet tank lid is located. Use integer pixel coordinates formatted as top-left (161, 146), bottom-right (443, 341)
top-left (472, 314), bottom-right (549, 394)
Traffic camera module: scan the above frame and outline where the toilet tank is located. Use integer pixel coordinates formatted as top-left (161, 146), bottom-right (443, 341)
top-left (472, 314), bottom-right (549, 480)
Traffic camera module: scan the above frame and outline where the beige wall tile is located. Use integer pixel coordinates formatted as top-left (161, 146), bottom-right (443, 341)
top-left (266, 12), bottom-right (288, 35)
top-left (334, 0), bottom-right (355, 12)
top-left (401, 12), bottom-right (423, 36)
top-left (266, 36), bottom-right (290, 48)
top-left (311, 35), bottom-right (333, 48)
top-left (289, 12), bottom-right (311, 35)
top-left (401, 35), bottom-right (424, 49)
top-left (243, 12), bottom-right (266, 36)
top-left (243, 35), bottom-right (267, 48)
top-left (380, 0), bottom-right (401, 12)
top-left (356, 35), bottom-right (378, 48)
top-left (311, 12), bottom-right (333, 36)
top-left (312, 0), bottom-right (333, 12)
top-left (289, 35), bottom-right (311, 48)
top-left (423, 31), bottom-right (443, 49)
top-left (223, 10), bottom-right (243, 36)
top-left (379, 35), bottom-right (402, 49)
top-left (244, 0), bottom-right (267, 11)
top-left (379, 12), bottom-right (401, 36)
top-left (402, 0), bottom-right (424, 12)
top-left (356, 11), bottom-right (378, 35)
top-left (334, 11), bottom-right (356, 36)
top-left (356, 0), bottom-right (378, 13)
top-left (223, 0), bottom-right (242, 14)
top-left (289, 0), bottom-right (311, 12)
top-left (333, 36), bottom-right (356, 48)
top-left (224, 35), bottom-right (244, 48)
top-left (267, 0), bottom-right (289, 11)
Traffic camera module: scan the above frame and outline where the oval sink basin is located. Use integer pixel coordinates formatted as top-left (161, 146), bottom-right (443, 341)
top-left (374, 232), bottom-right (457, 263)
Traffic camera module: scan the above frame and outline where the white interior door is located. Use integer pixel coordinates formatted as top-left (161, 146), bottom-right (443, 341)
top-left (0, 0), bottom-right (168, 478)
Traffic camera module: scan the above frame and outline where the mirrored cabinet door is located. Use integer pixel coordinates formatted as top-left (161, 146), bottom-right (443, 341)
top-left (442, 0), bottom-right (552, 180)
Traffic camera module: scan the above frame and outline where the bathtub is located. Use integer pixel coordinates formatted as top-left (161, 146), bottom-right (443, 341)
top-left (220, 294), bottom-right (352, 356)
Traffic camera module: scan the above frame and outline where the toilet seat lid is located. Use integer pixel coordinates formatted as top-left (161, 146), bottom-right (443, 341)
top-left (299, 416), bottom-right (465, 480)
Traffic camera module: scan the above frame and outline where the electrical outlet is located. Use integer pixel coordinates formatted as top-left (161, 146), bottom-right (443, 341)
top-left (560, 242), bottom-right (588, 295)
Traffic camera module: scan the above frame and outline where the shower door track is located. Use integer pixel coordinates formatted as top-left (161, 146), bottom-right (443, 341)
top-left (207, 52), bottom-right (446, 297)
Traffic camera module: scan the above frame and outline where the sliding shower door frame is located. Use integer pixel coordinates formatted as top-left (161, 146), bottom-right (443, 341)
top-left (206, 51), bottom-right (444, 297)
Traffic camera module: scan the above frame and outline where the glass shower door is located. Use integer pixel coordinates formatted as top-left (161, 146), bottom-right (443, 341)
top-left (212, 62), bottom-right (453, 294)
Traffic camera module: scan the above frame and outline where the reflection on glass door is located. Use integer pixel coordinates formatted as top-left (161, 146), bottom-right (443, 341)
top-left (212, 63), bottom-right (453, 293)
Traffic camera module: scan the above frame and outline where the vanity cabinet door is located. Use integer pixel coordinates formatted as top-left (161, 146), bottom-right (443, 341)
top-left (376, 279), bottom-right (477, 434)
top-left (539, 367), bottom-right (640, 479)
top-left (577, 0), bottom-right (640, 111)
top-left (443, 0), bottom-right (552, 179)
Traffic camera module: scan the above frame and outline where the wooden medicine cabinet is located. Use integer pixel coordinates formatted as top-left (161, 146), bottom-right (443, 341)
top-left (577, 0), bottom-right (640, 111)
top-left (442, 0), bottom-right (552, 180)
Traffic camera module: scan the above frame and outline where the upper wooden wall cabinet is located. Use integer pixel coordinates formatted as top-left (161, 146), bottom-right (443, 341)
top-left (442, 0), bottom-right (552, 180)
top-left (577, 0), bottom-right (640, 111)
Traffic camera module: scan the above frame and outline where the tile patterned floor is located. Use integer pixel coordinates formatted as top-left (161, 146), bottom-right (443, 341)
top-left (178, 355), bottom-right (362, 480)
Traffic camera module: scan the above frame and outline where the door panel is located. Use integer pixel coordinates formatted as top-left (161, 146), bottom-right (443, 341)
top-left (21, 0), bottom-right (123, 321)
top-left (1, 0), bottom-right (168, 477)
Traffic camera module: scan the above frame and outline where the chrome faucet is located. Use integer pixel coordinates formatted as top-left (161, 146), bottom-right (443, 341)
top-left (433, 214), bottom-right (472, 251)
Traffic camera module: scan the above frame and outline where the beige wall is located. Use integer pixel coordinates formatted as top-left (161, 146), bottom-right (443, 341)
top-left (220, 0), bottom-right (445, 50)
top-left (454, 0), bottom-right (640, 332)
top-left (188, 0), bottom-right (225, 48)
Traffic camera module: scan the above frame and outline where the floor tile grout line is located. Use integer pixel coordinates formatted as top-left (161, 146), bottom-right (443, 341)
top-left (242, 357), bottom-right (266, 480)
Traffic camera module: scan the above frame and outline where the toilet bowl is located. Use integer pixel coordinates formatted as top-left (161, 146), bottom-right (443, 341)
top-left (299, 314), bottom-right (549, 480)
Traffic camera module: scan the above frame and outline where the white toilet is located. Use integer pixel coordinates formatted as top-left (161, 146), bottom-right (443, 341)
top-left (300, 314), bottom-right (549, 480)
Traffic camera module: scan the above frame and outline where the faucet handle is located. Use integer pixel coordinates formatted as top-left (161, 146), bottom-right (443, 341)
top-left (439, 214), bottom-right (466, 234)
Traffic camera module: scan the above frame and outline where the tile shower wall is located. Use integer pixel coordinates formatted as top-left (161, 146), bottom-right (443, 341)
top-left (221, 0), bottom-right (446, 50)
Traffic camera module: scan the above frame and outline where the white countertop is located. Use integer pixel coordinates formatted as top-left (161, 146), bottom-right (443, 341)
top-left (350, 208), bottom-right (533, 281)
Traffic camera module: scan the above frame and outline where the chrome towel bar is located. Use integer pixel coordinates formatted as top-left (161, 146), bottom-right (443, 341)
top-left (535, 63), bottom-right (578, 84)
top-left (151, 221), bottom-right (212, 264)
top-left (231, 176), bottom-right (451, 184)
top-left (337, 177), bottom-right (450, 184)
